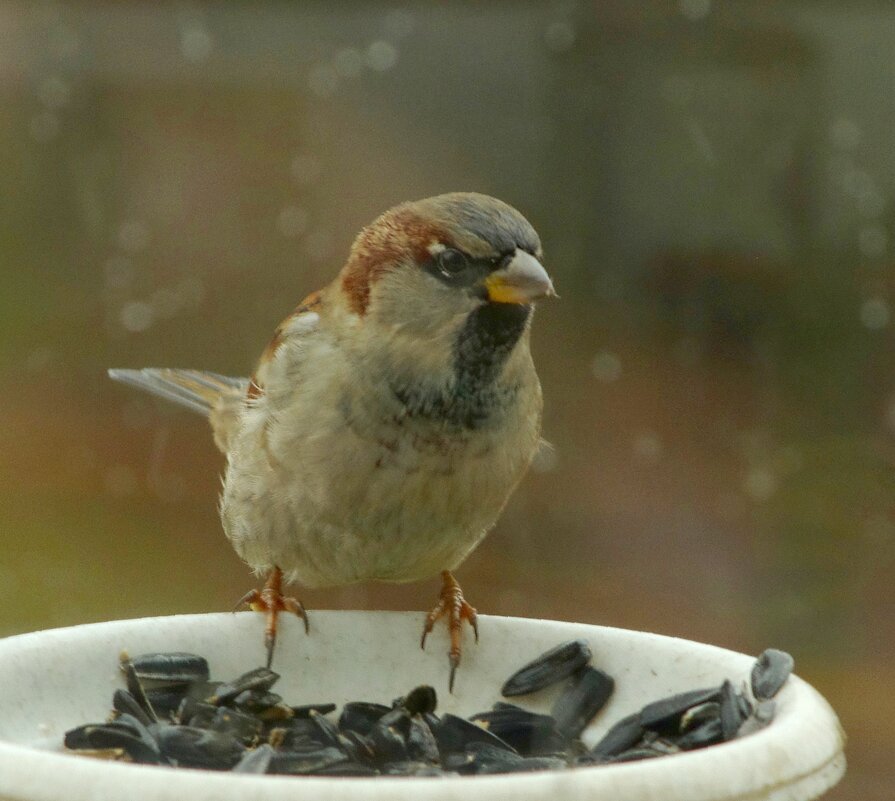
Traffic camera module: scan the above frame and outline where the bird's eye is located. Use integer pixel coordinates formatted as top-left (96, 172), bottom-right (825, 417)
top-left (436, 248), bottom-right (469, 278)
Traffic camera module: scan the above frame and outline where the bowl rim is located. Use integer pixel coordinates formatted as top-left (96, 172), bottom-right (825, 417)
top-left (0, 611), bottom-right (846, 801)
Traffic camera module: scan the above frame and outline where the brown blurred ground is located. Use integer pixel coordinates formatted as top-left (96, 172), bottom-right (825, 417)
top-left (2, 3), bottom-right (894, 798)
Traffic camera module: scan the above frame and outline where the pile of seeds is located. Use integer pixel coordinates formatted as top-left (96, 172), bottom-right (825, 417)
top-left (63, 642), bottom-right (793, 776)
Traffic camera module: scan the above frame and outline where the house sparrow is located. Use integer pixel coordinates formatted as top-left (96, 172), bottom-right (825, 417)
top-left (109, 192), bottom-right (554, 689)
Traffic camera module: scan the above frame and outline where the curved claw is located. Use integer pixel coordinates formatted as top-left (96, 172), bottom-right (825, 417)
top-left (235, 566), bottom-right (310, 668)
top-left (420, 571), bottom-right (479, 693)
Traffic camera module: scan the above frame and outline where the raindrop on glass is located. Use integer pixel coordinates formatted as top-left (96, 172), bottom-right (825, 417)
top-left (366, 41), bottom-right (399, 72)
top-left (632, 432), bottom-right (663, 464)
top-left (181, 27), bottom-right (213, 63)
top-left (678, 0), bottom-right (711, 21)
top-left (859, 297), bottom-right (890, 330)
top-left (120, 301), bottom-right (155, 333)
top-left (592, 351), bottom-right (622, 383)
top-left (744, 467), bottom-right (777, 502)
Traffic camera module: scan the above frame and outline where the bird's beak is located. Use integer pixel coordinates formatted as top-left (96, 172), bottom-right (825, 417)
top-left (483, 250), bottom-right (556, 304)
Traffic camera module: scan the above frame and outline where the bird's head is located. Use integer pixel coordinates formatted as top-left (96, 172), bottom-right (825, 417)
top-left (338, 192), bottom-right (553, 344)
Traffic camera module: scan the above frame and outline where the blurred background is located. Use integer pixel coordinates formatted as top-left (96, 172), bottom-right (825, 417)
top-left (1, 2), bottom-right (893, 797)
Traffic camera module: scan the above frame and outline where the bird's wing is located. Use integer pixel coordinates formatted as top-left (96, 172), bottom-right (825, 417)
top-left (247, 290), bottom-right (323, 403)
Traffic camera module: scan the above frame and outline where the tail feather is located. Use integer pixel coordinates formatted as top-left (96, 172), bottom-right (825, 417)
top-left (107, 368), bottom-right (249, 418)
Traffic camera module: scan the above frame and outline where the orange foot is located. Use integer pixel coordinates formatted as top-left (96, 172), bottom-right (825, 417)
top-left (235, 566), bottom-right (309, 668)
top-left (420, 570), bottom-right (479, 692)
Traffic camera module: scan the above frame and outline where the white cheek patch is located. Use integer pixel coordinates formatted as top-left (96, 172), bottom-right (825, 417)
top-left (283, 311), bottom-right (320, 337)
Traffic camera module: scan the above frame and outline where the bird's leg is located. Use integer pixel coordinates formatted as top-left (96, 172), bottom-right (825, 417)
top-left (420, 570), bottom-right (479, 692)
top-left (234, 566), bottom-right (309, 668)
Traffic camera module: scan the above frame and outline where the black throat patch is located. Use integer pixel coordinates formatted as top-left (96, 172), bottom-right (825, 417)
top-left (393, 303), bottom-right (531, 430)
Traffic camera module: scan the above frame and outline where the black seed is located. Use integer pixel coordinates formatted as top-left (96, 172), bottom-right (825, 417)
top-left (400, 686), bottom-right (438, 716)
top-left (144, 686), bottom-right (189, 718)
top-left (338, 731), bottom-right (375, 763)
top-left (639, 686), bottom-right (722, 733)
top-left (719, 681), bottom-right (748, 741)
top-left (131, 653), bottom-right (210, 684)
top-left (156, 725), bottom-right (245, 770)
top-left (675, 716), bottom-right (724, 750)
top-left (368, 720), bottom-right (409, 764)
top-left (501, 640), bottom-right (593, 697)
top-left (460, 741), bottom-right (524, 774)
top-left (482, 755), bottom-right (568, 774)
top-left (552, 666), bottom-right (614, 740)
top-left (679, 701), bottom-right (720, 734)
top-left (112, 689), bottom-right (152, 727)
top-left (406, 715), bottom-right (440, 763)
top-left (269, 746), bottom-right (347, 775)
top-left (66, 722), bottom-right (163, 765)
top-left (208, 667), bottom-right (279, 705)
top-left (381, 760), bottom-right (451, 776)
top-left (119, 654), bottom-right (158, 724)
top-left (589, 712), bottom-right (644, 758)
top-left (338, 702), bottom-right (391, 736)
top-left (308, 709), bottom-right (343, 748)
top-left (185, 702), bottom-right (218, 729)
top-left (469, 708), bottom-right (565, 756)
top-left (233, 689), bottom-right (282, 714)
top-left (313, 761), bottom-right (379, 776)
top-left (434, 714), bottom-right (518, 755)
top-left (609, 747), bottom-right (664, 763)
top-left (291, 703), bottom-right (337, 718)
top-left (210, 707), bottom-right (263, 745)
top-left (751, 649), bottom-right (794, 700)
top-left (232, 743), bottom-right (274, 774)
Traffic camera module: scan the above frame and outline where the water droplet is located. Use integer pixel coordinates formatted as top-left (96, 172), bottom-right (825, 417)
top-left (859, 297), bottom-right (890, 330)
top-left (544, 21), bottom-right (575, 53)
top-left (120, 301), bottom-right (154, 332)
top-left (366, 40), bottom-right (398, 72)
top-left (678, 0), bottom-right (711, 21)
top-left (277, 205), bottom-right (309, 238)
top-left (118, 220), bottom-right (150, 252)
top-left (180, 27), bottom-right (213, 63)
top-left (592, 351), bottom-right (622, 383)
top-left (632, 431), bottom-right (663, 464)
top-left (29, 111), bottom-right (59, 143)
top-left (37, 76), bottom-right (70, 109)
top-left (744, 467), bottom-right (777, 501)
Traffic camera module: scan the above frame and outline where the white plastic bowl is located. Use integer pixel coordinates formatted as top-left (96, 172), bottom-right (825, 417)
top-left (0, 611), bottom-right (845, 801)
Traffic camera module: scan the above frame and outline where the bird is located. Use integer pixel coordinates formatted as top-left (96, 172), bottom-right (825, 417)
top-left (109, 192), bottom-right (554, 689)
